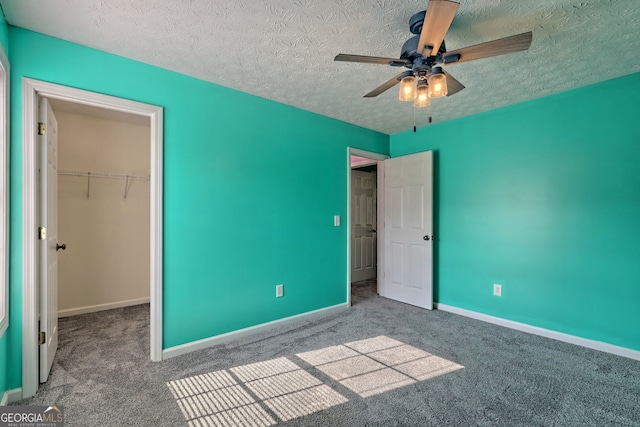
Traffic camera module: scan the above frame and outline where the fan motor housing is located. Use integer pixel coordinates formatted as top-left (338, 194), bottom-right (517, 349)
top-left (405, 10), bottom-right (448, 61)
top-left (400, 36), bottom-right (447, 62)
top-left (409, 11), bottom-right (426, 34)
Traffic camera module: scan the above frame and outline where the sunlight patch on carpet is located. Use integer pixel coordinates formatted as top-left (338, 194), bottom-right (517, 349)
top-left (297, 335), bottom-right (464, 397)
top-left (168, 370), bottom-right (237, 399)
top-left (230, 357), bottom-right (299, 382)
top-left (314, 354), bottom-right (386, 381)
top-left (242, 368), bottom-right (323, 400)
top-left (168, 357), bottom-right (346, 426)
top-left (176, 385), bottom-right (253, 419)
top-left (340, 367), bottom-right (416, 398)
top-left (187, 403), bottom-right (275, 427)
top-left (169, 335), bottom-right (463, 425)
top-left (264, 385), bottom-right (348, 421)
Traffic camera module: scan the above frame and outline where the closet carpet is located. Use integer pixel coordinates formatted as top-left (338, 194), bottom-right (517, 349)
top-left (14, 281), bottom-right (640, 426)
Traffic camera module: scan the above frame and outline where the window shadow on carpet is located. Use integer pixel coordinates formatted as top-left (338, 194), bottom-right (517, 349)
top-left (167, 335), bottom-right (463, 426)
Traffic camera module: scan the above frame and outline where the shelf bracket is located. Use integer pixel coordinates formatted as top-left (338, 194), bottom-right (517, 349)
top-left (124, 176), bottom-right (133, 199)
top-left (86, 172), bottom-right (91, 200)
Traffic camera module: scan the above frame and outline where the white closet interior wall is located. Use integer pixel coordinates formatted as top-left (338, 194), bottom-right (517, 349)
top-left (56, 108), bottom-right (151, 316)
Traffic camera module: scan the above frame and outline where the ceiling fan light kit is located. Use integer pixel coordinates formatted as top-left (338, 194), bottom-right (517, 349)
top-left (427, 67), bottom-right (448, 98)
top-left (334, 0), bottom-right (532, 117)
top-left (414, 79), bottom-right (431, 108)
top-left (399, 75), bottom-right (418, 101)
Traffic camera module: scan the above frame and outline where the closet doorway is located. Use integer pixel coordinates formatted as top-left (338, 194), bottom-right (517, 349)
top-left (22, 79), bottom-right (163, 399)
top-left (51, 99), bottom-right (151, 319)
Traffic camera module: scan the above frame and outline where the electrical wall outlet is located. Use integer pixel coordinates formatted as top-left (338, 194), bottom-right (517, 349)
top-left (493, 284), bottom-right (502, 297)
top-left (276, 284), bottom-right (284, 298)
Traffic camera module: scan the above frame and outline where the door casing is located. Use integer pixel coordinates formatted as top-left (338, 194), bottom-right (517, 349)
top-left (21, 78), bottom-right (164, 398)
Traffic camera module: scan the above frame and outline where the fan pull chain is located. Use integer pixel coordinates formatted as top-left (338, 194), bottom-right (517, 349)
top-left (413, 106), bottom-right (417, 133)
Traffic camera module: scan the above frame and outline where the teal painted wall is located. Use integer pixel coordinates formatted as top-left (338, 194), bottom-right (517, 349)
top-left (0, 5), bottom-right (8, 399)
top-left (6, 27), bottom-right (388, 389)
top-left (0, 6), bottom-right (7, 51)
top-left (391, 72), bottom-right (640, 351)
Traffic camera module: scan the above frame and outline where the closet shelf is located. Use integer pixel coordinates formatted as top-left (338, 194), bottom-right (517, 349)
top-left (58, 169), bottom-right (150, 200)
top-left (58, 170), bottom-right (150, 181)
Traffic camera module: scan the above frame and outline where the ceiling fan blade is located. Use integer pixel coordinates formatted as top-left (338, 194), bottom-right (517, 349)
top-left (335, 54), bottom-right (409, 67)
top-left (444, 70), bottom-right (464, 96)
top-left (417, 0), bottom-right (460, 57)
top-left (364, 72), bottom-right (405, 98)
top-left (443, 31), bottom-right (533, 64)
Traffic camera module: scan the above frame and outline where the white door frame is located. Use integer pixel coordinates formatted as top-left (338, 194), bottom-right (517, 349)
top-left (21, 78), bottom-right (164, 398)
top-left (347, 148), bottom-right (388, 306)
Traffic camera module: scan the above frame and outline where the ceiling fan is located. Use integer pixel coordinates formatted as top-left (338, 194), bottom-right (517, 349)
top-left (335, 0), bottom-right (532, 107)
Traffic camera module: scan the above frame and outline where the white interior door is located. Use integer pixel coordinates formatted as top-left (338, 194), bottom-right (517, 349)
top-left (382, 151), bottom-right (433, 309)
top-left (351, 169), bottom-right (377, 282)
top-left (39, 97), bottom-right (59, 382)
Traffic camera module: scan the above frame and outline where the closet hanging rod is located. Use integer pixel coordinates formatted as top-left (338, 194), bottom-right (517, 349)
top-left (58, 170), bottom-right (150, 181)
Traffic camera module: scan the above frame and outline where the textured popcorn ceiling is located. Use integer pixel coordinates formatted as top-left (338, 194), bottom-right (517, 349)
top-left (2, 0), bottom-right (639, 135)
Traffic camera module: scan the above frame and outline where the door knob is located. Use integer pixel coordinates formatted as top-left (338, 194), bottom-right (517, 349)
top-left (423, 235), bottom-right (430, 241)
top-left (56, 243), bottom-right (66, 251)
top-left (372, 229), bottom-right (376, 233)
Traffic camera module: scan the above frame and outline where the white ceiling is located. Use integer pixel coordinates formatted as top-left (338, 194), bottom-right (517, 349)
top-left (2, 0), bottom-right (639, 135)
top-left (48, 98), bottom-right (150, 127)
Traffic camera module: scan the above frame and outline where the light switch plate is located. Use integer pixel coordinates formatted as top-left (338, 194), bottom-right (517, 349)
top-left (334, 215), bottom-right (340, 226)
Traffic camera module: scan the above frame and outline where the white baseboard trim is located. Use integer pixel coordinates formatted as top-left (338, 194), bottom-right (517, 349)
top-left (163, 302), bottom-right (350, 360)
top-left (1, 388), bottom-right (22, 405)
top-left (58, 297), bottom-right (150, 318)
top-left (436, 303), bottom-right (640, 361)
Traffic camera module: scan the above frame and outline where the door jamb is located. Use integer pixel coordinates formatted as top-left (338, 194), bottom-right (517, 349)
top-left (347, 148), bottom-right (388, 306)
top-left (21, 78), bottom-right (164, 398)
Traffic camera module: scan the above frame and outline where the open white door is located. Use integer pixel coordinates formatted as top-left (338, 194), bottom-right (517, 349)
top-left (38, 97), bottom-right (59, 382)
top-left (382, 151), bottom-right (433, 309)
top-left (351, 169), bottom-right (377, 282)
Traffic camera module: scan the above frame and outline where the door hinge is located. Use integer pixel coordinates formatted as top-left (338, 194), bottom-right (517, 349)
top-left (38, 122), bottom-right (46, 135)
top-left (38, 226), bottom-right (46, 240)
top-left (39, 331), bottom-right (46, 345)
